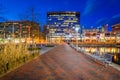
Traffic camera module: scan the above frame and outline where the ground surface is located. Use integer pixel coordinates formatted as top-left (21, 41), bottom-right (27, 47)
top-left (40, 46), bottom-right (55, 55)
top-left (0, 44), bottom-right (120, 80)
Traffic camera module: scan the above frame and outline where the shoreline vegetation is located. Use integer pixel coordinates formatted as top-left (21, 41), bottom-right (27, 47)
top-left (0, 43), bottom-right (39, 77)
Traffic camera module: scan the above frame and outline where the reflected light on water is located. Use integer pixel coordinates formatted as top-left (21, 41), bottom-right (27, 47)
top-left (81, 47), bottom-right (120, 54)
top-left (79, 46), bottom-right (120, 65)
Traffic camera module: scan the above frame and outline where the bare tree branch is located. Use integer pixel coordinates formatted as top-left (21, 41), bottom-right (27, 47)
top-left (19, 6), bottom-right (41, 23)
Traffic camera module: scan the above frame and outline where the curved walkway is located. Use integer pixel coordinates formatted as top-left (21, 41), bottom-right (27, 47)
top-left (0, 44), bottom-right (120, 80)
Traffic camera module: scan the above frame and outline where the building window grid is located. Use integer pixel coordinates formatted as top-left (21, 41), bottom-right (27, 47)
top-left (47, 12), bottom-right (80, 42)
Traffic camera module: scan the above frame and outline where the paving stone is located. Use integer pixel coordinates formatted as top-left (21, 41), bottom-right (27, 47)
top-left (0, 44), bottom-right (120, 80)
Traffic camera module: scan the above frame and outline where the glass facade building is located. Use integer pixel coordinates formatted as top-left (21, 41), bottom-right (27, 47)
top-left (46, 11), bottom-right (80, 43)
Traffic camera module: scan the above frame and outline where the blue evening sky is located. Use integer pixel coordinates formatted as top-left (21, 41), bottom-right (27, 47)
top-left (0, 0), bottom-right (120, 31)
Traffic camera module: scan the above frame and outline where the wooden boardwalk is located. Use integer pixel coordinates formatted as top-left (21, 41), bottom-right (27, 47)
top-left (0, 44), bottom-right (120, 80)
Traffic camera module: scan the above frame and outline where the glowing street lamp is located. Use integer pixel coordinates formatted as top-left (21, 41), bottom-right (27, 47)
top-left (75, 25), bottom-right (80, 51)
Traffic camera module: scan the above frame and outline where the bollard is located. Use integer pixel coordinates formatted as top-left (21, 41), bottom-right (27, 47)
top-left (32, 53), bottom-right (35, 57)
top-left (23, 56), bottom-right (26, 63)
top-left (5, 62), bottom-right (9, 72)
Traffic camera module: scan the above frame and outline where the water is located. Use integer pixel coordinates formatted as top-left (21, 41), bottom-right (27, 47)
top-left (79, 46), bottom-right (120, 65)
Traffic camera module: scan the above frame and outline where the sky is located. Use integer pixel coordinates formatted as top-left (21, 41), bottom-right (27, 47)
top-left (0, 0), bottom-right (120, 31)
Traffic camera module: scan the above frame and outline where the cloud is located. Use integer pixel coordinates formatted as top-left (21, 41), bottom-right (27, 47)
top-left (82, 0), bottom-right (118, 16)
top-left (112, 14), bottom-right (120, 19)
top-left (108, 14), bottom-right (120, 25)
top-left (95, 18), bottom-right (108, 26)
top-left (95, 14), bottom-right (120, 27)
top-left (82, 0), bottom-right (98, 16)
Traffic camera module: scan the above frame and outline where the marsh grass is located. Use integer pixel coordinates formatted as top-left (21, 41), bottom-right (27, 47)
top-left (0, 43), bottom-right (39, 76)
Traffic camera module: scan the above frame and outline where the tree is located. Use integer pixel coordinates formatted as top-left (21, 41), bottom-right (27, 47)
top-left (18, 6), bottom-right (45, 43)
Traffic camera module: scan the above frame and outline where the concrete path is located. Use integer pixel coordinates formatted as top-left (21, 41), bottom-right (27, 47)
top-left (40, 46), bottom-right (55, 55)
top-left (0, 44), bottom-right (120, 80)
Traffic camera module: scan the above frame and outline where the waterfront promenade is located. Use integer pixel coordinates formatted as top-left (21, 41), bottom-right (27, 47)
top-left (0, 44), bottom-right (120, 80)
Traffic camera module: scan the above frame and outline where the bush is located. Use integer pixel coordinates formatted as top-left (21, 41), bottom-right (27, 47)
top-left (28, 47), bottom-right (41, 50)
top-left (0, 43), bottom-right (39, 76)
top-left (45, 45), bottom-right (55, 47)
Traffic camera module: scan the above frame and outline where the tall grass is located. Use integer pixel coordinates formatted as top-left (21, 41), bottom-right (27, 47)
top-left (0, 43), bottom-right (39, 76)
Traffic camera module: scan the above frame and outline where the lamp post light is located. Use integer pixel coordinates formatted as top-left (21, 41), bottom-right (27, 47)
top-left (12, 23), bottom-right (15, 43)
top-left (75, 26), bottom-right (80, 51)
top-left (3, 23), bottom-right (6, 44)
top-left (19, 24), bottom-right (22, 43)
top-left (66, 35), bottom-right (69, 44)
top-left (46, 34), bottom-right (48, 46)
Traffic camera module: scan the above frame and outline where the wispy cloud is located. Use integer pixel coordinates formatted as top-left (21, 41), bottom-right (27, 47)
top-left (95, 14), bottom-right (120, 27)
top-left (112, 14), bottom-right (120, 19)
top-left (108, 14), bottom-right (120, 25)
top-left (82, 0), bottom-right (98, 16)
top-left (94, 14), bottom-right (120, 31)
top-left (95, 18), bottom-right (108, 26)
top-left (82, 0), bottom-right (118, 16)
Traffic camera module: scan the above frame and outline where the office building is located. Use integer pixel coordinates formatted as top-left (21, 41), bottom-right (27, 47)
top-left (46, 11), bottom-right (80, 43)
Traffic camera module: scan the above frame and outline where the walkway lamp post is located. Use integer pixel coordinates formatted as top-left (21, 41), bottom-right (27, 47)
top-left (3, 23), bottom-right (6, 43)
top-left (75, 26), bottom-right (80, 51)
top-left (19, 24), bottom-right (22, 43)
top-left (46, 34), bottom-right (48, 46)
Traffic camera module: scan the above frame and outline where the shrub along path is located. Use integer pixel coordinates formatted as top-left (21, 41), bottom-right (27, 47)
top-left (0, 44), bottom-right (120, 80)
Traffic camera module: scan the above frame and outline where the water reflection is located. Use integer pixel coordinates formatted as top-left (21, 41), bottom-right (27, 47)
top-left (79, 46), bottom-right (120, 65)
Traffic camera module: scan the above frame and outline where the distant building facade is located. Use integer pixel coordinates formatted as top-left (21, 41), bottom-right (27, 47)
top-left (46, 11), bottom-right (80, 43)
top-left (112, 23), bottom-right (120, 43)
top-left (99, 24), bottom-right (108, 33)
top-left (82, 27), bottom-right (116, 43)
top-left (112, 23), bottom-right (120, 33)
top-left (0, 20), bottom-right (41, 43)
top-left (82, 28), bottom-right (99, 42)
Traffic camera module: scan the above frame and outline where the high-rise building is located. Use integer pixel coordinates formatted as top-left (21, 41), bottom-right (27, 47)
top-left (46, 11), bottom-right (80, 43)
